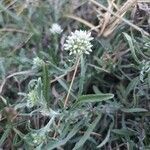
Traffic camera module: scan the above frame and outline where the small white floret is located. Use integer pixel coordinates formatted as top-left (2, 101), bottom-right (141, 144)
top-left (50, 23), bottom-right (63, 34)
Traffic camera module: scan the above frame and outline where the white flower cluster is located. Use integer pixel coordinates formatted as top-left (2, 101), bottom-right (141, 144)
top-left (64, 30), bottom-right (93, 55)
top-left (50, 23), bottom-right (63, 34)
top-left (27, 90), bottom-right (38, 108)
top-left (31, 133), bottom-right (45, 145)
top-left (33, 57), bottom-right (44, 68)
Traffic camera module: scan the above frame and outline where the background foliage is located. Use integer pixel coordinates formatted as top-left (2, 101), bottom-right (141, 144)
top-left (0, 0), bottom-right (150, 149)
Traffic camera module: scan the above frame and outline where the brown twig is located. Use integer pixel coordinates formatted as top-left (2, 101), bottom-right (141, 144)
top-left (66, 14), bottom-right (99, 32)
top-left (53, 56), bottom-right (81, 138)
top-left (63, 57), bottom-right (80, 107)
top-left (90, 0), bottom-right (149, 36)
top-left (0, 28), bottom-right (28, 34)
top-left (79, 131), bottom-right (101, 137)
top-left (9, 33), bottom-right (33, 55)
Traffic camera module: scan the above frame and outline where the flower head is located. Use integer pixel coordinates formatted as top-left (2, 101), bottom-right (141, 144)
top-left (64, 30), bottom-right (93, 55)
top-left (33, 57), bottom-right (44, 68)
top-left (27, 90), bottom-right (38, 108)
top-left (31, 133), bottom-right (45, 145)
top-left (50, 23), bottom-right (63, 34)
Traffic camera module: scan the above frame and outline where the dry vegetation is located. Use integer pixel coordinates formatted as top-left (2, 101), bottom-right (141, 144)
top-left (0, 0), bottom-right (150, 149)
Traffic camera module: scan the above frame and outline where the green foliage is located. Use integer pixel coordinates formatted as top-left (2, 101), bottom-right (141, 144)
top-left (0, 0), bottom-right (150, 149)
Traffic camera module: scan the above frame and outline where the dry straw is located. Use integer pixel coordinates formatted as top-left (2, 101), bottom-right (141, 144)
top-left (66, 0), bottom-right (149, 37)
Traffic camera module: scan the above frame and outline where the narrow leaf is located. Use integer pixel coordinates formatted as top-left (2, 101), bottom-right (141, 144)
top-left (73, 114), bottom-right (102, 150)
top-left (112, 129), bottom-right (135, 136)
top-left (42, 63), bottom-right (51, 107)
top-left (122, 108), bottom-right (148, 113)
top-left (0, 126), bottom-right (11, 146)
top-left (123, 33), bottom-right (140, 64)
top-left (45, 120), bottom-right (83, 150)
top-left (74, 93), bottom-right (114, 106)
top-left (97, 126), bottom-right (111, 148)
top-left (125, 77), bottom-right (139, 97)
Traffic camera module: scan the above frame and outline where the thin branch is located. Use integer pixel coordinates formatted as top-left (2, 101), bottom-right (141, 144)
top-left (64, 57), bottom-right (80, 108)
top-left (0, 70), bottom-right (33, 94)
top-left (0, 28), bottom-right (28, 34)
top-left (9, 33), bottom-right (33, 55)
top-left (53, 56), bottom-right (81, 138)
top-left (66, 14), bottom-right (99, 32)
top-left (90, 0), bottom-right (149, 36)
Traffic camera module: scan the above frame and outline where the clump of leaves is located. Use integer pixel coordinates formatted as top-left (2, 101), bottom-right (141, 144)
top-left (0, 0), bottom-right (150, 150)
